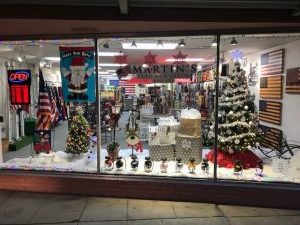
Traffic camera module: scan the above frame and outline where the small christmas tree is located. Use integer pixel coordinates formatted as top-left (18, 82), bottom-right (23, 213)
top-left (209, 61), bottom-right (261, 153)
top-left (66, 106), bottom-right (90, 154)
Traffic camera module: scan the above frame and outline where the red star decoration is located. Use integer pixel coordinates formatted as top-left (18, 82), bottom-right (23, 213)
top-left (143, 51), bottom-right (157, 65)
top-left (114, 53), bottom-right (128, 64)
top-left (172, 51), bottom-right (188, 65)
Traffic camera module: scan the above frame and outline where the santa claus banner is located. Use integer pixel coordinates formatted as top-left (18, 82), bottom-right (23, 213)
top-left (59, 47), bottom-right (96, 102)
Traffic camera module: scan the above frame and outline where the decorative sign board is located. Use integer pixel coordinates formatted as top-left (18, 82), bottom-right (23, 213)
top-left (7, 70), bottom-right (31, 105)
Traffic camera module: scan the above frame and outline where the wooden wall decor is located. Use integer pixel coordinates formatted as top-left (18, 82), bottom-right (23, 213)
top-left (260, 75), bottom-right (283, 99)
top-left (286, 67), bottom-right (300, 94)
top-left (259, 124), bottom-right (282, 149)
top-left (260, 49), bottom-right (284, 76)
top-left (259, 100), bottom-right (282, 125)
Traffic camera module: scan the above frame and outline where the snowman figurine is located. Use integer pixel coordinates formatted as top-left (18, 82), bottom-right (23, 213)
top-left (85, 141), bottom-right (97, 165)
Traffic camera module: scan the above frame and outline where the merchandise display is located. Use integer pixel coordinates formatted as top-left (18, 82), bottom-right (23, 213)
top-left (0, 34), bottom-right (299, 186)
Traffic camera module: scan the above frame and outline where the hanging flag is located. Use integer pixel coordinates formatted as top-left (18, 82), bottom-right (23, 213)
top-left (35, 70), bottom-right (52, 130)
top-left (259, 100), bottom-right (282, 125)
top-left (119, 78), bottom-right (135, 96)
top-left (109, 80), bottom-right (119, 87)
top-left (260, 75), bottom-right (283, 99)
top-left (260, 49), bottom-right (284, 76)
top-left (10, 104), bottom-right (22, 113)
top-left (60, 47), bottom-right (96, 102)
top-left (286, 67), bottom-right (300, 94)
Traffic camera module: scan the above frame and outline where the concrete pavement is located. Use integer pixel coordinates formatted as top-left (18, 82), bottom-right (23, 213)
top-left (0, 190), bottom-right (299, 225)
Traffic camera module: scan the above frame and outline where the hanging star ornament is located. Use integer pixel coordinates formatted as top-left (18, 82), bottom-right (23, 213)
top-left (114, 52), bottom-right (128, 64)
top-left (143, 51), bottom-right (157, 65)
top-left (172, 51), bottom-right (188, 65)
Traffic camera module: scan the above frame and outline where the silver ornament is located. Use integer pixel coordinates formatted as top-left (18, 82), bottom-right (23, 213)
top-left (244, 105), bottom-right (249, 110)
top-left (235, 139), bottom-right (240, 144)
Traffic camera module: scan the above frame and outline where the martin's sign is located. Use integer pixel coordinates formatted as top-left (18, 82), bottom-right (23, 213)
top-left (131, 64), bottom-right (197, 79)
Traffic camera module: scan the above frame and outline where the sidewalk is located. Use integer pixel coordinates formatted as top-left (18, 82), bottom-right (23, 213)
top-left (0, 190), bottom-right (299, 225)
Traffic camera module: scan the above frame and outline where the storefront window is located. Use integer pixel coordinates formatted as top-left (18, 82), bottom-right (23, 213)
top-left (0, 33), bottom-right (299, 185)
top-left (212, 34), bottom-right (300, 183)
top-left (0, 39), bottom-right (98, 173)
top-left (98, 36), bottom-right (217, 178)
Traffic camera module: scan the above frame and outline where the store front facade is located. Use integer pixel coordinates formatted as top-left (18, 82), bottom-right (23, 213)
top-left (0, 30), bottom-right (300, 209)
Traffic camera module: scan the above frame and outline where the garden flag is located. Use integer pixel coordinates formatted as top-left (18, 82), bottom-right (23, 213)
top-left (60, 47), bottom-right (96, 102)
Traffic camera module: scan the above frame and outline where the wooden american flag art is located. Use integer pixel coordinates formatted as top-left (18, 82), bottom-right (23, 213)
top-left (286, 67), bottom-right (300, 94)
top-left (259, 124), bottom-right (282, 149)
top-left (259, 100), bottom-right (282, 125)
top-left (260, 49), bottom-right (284, 76)
top-left (260, 75), bottom-right (283, 99)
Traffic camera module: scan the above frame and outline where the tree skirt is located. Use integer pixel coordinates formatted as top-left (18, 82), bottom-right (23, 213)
top-left (206, 149), bottom-right (261, 169)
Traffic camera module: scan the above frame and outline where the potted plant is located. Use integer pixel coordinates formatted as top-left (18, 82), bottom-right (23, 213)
top-left (107, 142), bottom-right (120, 161)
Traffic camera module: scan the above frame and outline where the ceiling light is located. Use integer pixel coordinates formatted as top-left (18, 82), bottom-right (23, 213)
top-left (165, 58), bottom-right (204, 62)
top-left (157, 40), bottom-right (163, 47)
top-left (45, 57), bottom-right (60, 61)
top-left (17, 56), bottom-right (23, 62)
top-left (131, 41), bottom-right (137, 48)
top-left (98, 63), bottom-right (127, 67)
top-left (98, 52), bottom-right (125, 56)
top-left (103, 42), bottom-right (109, 48)
top-left (122, 42), bottom-right (178, 50)
top-left (178, 39), bottom-right (186, 47)
top-left (211, 38), bottom-right (217, 47)
top-left (98, 71), bottom-right (110, 75)
top-left (230, 37), bottom-right (238, 46)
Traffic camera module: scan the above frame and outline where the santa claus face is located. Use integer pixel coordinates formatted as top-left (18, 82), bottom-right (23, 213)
top-left (70, 65), bottom-right (86, 87)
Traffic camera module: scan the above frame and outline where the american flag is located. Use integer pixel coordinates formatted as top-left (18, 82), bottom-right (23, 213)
top-left (109, 79), bottom-right (119, 87)
top-left (286, 67), bottom-right (300, 94)
top-left (50, 97), bottom-right (59, 125)
top-left (261, 49), bottom-right (284, 76)
top-left (35, 70), bottom-right (51, 130)
top-left (119, 78), bottom-right (135, 96)
top-left (259, 124), bottom-right (282, 149)
top-left (260, 75), bottom-right (283, 99)
top-left (259, 100), bottom-right (282, 125)
top-left (10, 104), bottom-right (22, 113)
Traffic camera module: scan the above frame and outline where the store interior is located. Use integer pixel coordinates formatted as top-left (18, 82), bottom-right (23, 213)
top-left (0, 34), bottom-right (300, 183)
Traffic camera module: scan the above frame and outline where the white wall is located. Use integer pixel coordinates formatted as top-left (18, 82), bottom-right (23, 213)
top-left (243, 39), bottom-right (300, 143)
top-left (42, 67), bottom-right (61, 84)
top-left (0, 59), bottom-right (8, 138)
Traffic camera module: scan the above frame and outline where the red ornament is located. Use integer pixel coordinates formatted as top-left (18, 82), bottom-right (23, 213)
top-left (114, 53), bottom-right (128, 64)
top-left (143, 51), bottom-right (157, 65)
top-left (172, 51), bottom-right (188, 65)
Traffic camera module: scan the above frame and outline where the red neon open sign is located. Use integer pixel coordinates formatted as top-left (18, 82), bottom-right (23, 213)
top-left (8, 71), bottom-right (30, 83)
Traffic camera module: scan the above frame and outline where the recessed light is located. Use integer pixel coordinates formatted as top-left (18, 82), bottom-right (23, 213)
top-left (122, 42), bottom-right (178, 50)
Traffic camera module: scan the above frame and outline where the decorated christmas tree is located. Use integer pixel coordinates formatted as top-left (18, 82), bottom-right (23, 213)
top-left (209, 61), bottom-right (261, 153)
top-left (66, 106), bottom-right (90, 154)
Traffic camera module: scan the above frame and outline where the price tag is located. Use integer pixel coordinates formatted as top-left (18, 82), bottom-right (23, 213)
top-left (272, 158), bottom-right (289, 175)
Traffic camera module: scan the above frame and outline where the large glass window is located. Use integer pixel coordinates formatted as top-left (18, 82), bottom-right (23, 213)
top-left (0, 33), bottom-right (299, 185)
top-left (98, 35), bottom-right (217, 178)
top-left (214, 34), bottom-right (300, 183)
top-left (0, 39), bottom-right (98, 173)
